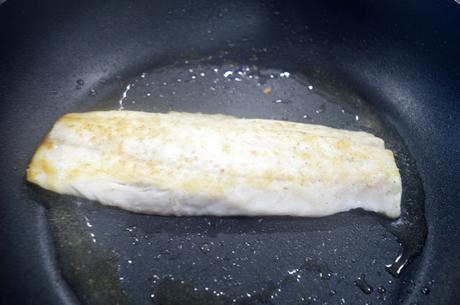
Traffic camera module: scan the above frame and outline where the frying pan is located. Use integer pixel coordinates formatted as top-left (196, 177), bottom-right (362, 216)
top-left (1, 0), bottom-right (459, 304)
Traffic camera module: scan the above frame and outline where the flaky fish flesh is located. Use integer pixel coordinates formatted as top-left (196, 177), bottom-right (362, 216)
top-left (27, 111), bottom-right (401, 218)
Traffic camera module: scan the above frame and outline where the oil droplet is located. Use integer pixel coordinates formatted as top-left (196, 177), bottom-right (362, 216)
top-left (274, 99), bottom-right (290, 104)
top-left (307, 296), bottom-right (318, 302)
top-left (302, 257), bottom-right (333, 280)
top-left (421, 286), bottom-right (430, 295)
top-left (377, 286), bottom-right (386, 294)
top-left (125, 226), bottom-right (136, 233)
top-left (355, 275), bottom-right (373, 294)
top-left (118, 83), bottom-right (132, 110)
top-left (287, 269), bottom-right (298, 275)
top-left (200, 243), bottom-right (211, 254)
top-left (90, 89), bottom-right (97, 96)
top-left (84, 216), bottom-right (93, 228)
top-left (223, 71), bottom-right (233, 78)
top-left (280, 72), bottom-right (290, 78)
top-left (315, 104), bottom-right (326, 114)
top-left (319, 271), bottom-right (332, 280)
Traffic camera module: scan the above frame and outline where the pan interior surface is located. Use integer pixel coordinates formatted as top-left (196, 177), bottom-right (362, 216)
top-left (32, 58), bottom-right (425, 305)
top-left (1, 1), bottom-right (459, 305)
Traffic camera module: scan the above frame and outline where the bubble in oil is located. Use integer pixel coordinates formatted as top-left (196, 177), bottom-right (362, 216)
top-left (315, 104), bottom-right (326, 114)
top-left (274, 99), bottom-right (290, 104)
top-left (355, 275), bottom-right (373, 295)
top-left (421, 286), bottom-right (430, 295)
top-left (200, 243), bottom-right (211, 254)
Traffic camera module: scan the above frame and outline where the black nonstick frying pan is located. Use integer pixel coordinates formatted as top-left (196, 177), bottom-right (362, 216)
top-left (1, 0), bottom-right (460, 304)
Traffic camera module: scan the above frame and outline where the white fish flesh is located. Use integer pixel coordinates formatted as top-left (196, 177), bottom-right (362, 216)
top-left (27, 111), bottom-right (401, 218)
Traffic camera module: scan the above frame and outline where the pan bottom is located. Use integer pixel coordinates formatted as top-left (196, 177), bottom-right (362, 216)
top-left (33, 56), bottom-right (426, 305)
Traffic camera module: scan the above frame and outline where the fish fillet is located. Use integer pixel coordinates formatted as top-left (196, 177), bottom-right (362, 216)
top-left (27, 111), bottom-right (401, 218)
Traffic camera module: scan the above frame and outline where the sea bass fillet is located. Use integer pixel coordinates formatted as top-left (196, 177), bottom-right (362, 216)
top-left (27, 111), bottom-right (401, 218)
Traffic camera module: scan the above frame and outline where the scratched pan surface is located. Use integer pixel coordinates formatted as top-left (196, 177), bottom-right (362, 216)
top-left (1, 1), bottom-right (460, 305)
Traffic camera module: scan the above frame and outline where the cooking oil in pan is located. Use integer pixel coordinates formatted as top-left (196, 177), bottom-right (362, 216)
top-left (34, 56), bottom-right (427, 305)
